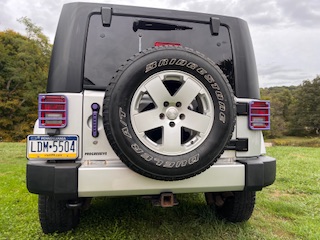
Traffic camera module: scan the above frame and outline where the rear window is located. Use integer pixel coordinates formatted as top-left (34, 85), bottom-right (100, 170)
top-left (84, 14), bottom-right (233, 89)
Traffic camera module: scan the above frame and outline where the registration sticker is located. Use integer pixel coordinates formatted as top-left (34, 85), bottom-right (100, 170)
top-left (27, 135), bottom-right (78, 160)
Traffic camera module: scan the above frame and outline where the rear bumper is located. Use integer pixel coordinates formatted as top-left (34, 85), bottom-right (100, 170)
top-left (27, 156), bottom-right (276, 199)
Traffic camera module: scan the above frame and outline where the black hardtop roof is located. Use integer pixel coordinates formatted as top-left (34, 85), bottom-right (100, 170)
top-left (64, 2), bottom-right (244, 24)
top-left (47, 2), bottom-right (260, 98)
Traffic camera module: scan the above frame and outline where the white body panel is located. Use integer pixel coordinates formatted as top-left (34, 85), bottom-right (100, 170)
top-left (236, 116), bottom-right (262, 157)
top-left (32, 93), bottom-right (265, 197)
top-left (76, 94), bottom-right (264, 196)
top-left (78, 160), bottom-right (245, 197)
top-left (33, 119), bottom-right (45, 134)
top-left (81, 90), bottom-right (238, 160)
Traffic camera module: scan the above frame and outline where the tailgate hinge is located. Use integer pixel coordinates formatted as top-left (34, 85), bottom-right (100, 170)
top-left (101, 7), bottom-right (112, 27)
top-left (225, 138), bottom-right (248, 151)
top-left (210, 17), bottom-right (220, 35)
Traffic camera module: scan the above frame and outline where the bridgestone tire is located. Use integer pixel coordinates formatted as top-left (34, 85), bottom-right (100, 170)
top-left (38, 195), bottom-right (80, 234)
top-left (205, 191), bottom-right (256, 222)
top-left (103, 46), bottom-right (235, 181)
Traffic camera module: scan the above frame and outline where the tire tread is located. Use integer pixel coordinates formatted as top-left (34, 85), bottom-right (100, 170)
top-left (38, 195), bottom-right (80, 234)
top-left (103, 46), bottom-right (236, 181)
top-left (215, 191), bottom-right (256, 222)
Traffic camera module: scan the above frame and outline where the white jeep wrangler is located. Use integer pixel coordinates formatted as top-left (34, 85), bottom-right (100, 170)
top-left (26, 2), bottom-right (276, 233)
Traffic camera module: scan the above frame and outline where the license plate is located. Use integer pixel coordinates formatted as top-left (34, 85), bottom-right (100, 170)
top-left (27, 135), bottom-right (78, 160)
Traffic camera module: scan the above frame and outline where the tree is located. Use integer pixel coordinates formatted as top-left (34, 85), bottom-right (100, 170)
top-left (289, 76), bottom-right (320, 136)
top-left (0, 18), bottom-right (51, 141)
top-left (18, 17), bottom-right (51, 57)
top-left (261, 86), bottom-right (295, 138)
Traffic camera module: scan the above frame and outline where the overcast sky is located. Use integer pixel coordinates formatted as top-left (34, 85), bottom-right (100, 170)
top-left (0, 0), bottom-right (319, 87)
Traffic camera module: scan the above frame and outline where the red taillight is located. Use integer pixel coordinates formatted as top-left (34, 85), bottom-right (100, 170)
top-left (154, 42), bottom-right (181, 47)
top-left (39, 95), bottom-right (67, 128)
top-left (249, 101), bottom-right (270, 130)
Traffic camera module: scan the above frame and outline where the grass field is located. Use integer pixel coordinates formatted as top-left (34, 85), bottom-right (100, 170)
top-left (0, 143), bottom-right (319, 239)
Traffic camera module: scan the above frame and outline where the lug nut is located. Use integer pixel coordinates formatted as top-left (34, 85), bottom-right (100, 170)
top-left (169, 122), bottom-right (175, 127)
top-left (159, 113), bottom-right (165, 119)
top-left (164, 101), bottom-right (169, 107)
top-left (176, 102), bottom-right (182, 107)
top-left (179, 114), bottom-right (185, 120)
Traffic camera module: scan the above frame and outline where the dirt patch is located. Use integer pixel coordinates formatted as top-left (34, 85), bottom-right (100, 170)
top-left (264, 142), bottom-right (273, 147)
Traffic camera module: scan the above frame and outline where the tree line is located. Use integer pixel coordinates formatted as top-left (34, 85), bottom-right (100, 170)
top-left (0, 18), bottom-right (51, 141)
top-left (0, 19), bottom-right (319, 141)
top-left (261, 77), bottom-right (320, 138)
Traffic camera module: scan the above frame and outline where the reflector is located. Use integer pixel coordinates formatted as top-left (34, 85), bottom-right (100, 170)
top-left (154, 42), bottom-right (181, 46)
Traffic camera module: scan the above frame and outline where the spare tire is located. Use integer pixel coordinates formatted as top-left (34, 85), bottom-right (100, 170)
top-left (103, 46), bottom-right (235, 181)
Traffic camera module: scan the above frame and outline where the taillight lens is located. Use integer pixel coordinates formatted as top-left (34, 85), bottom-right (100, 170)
top-left (39, 95), bottom-right (67, 128)
top-left (249, 101), bottom-right (270, 130)
top-left (154, 42), bottom-right (181, 47)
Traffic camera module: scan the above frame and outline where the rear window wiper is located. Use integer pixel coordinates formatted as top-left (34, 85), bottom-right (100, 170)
top-left (133, 20), bottom-right (192, 32)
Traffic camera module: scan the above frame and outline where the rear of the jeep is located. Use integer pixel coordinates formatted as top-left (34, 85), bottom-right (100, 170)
top-left (26, 2), bottom-right (276, 233)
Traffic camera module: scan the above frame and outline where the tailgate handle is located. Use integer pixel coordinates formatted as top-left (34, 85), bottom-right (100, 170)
top-left (91, 103), bottom-right (100, 138)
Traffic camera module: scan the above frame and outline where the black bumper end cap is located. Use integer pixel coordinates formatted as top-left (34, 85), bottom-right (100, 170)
top-left (26, 161), bottom-right (81, 200)
top-left (237, 156), bottom-right (276, 191)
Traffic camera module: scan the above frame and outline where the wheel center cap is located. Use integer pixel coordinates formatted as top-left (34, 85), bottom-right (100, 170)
top-left (166, 107), bottom-right (179, 120)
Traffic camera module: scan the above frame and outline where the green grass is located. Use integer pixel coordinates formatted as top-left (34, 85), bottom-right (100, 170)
top-left (0, 143), bottom-right (319, 239)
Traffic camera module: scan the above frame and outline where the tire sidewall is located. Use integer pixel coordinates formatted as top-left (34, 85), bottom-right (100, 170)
top-left (104, 47), bottom-right (235, 180)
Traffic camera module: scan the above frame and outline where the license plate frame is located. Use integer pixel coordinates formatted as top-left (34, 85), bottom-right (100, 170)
top-left (27, 135), bottom-right (79, 160)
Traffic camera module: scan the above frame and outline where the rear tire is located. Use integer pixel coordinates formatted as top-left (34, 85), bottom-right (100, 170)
top-left (38, 195), bottom-right (80, 233)
top-left (205, 191), bottom-right (256, 222)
